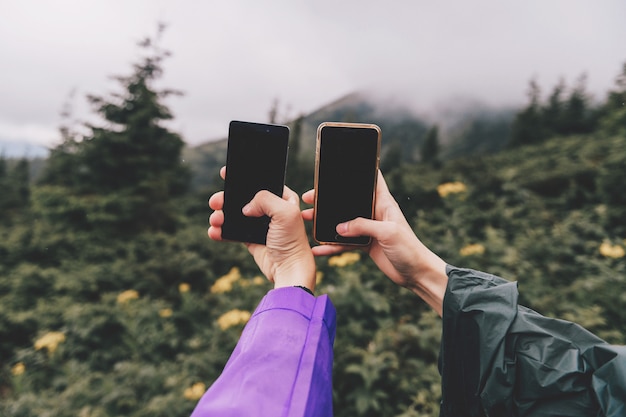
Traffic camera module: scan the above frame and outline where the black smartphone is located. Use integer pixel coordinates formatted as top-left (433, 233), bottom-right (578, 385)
top-left (313, 122), bottom-right (381, 245)
top-left (221, 120), bottom-right (289, 244)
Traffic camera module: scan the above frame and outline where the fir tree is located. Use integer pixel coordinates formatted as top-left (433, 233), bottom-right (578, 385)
top-left (543, 78), bottom-right (566, 136)
top-left (420, 125), bottom-right (441, 168)
top-left (40, 24), bottom-right (189, 233)
top-left (600, 62), bottom-right (626, 135)
top-left (11, 158), bottom-right (30, 208)
top-left (0, 156), bottom-right (8, 215)
top-left (380, 141), bottom-right (404, 173)
top-left (0, 157), bottom-right (30, 218)
top-left (561, 73), bottom-right (595, 135)
top-left (285, 115), bottom-right (310, 193)
top-left (509, 79), bottom-right (545, 147)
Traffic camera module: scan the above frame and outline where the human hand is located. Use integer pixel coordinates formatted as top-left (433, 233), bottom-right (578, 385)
top-left (209, 167), bottom-right (316, 292)
top-left (302, 170), bottom-right (447, 315)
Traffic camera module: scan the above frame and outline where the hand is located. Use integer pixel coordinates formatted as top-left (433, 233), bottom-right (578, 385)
top-left (208, 167), bottom-right (316, 292)
top-left (302, 170), bottom-right (448, 315)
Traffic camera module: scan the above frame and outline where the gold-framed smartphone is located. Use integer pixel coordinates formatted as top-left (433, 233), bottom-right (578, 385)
top-left (313, 122), bottom-right (381, 245)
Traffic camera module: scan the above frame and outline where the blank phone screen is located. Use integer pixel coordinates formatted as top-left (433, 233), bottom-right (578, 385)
top-left (222, 121), bottom-right (289, 244)
top-left (314, 124), bottom-right (380, 245)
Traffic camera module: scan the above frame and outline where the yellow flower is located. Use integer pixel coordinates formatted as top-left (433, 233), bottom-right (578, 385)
top-left (599, 241), bottom-right (625, 258)
top-left (217, 309), bottom-right (251, 330)
top-left (316, 271), bottom-right (324, 285)
top-left (210, 267), bottom-right (242, 294)
top-left (11, 362), bottom-right (25, 376)
top-left (460, 243), bottom-right (486, 257)
top-left (34, 331), bottom-right (66, 354)
top-left (328, 252), bottom-right (360, 267)
top-left (437, 181), bottom-right (467, 198)
top-left (159, 308), bottom-right (173, 318)
top-left (117, 289), bottom-right (139, 304)
top-left (183, 382), bottom-right (206, 401)
top-left (252, 276), bottom-right (266, 286)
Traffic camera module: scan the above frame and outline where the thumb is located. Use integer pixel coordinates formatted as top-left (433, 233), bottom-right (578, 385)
top-left (337, 217), bottom-right (397, 243)
top-left (242, 190), bottom-right (283, 218)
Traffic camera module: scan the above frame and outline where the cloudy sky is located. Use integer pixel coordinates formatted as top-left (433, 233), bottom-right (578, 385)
top-left (2, 0), bottom-right (625, 156)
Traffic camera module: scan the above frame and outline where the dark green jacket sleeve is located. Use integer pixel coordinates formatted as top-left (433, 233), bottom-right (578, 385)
top-left (439, 265), bottom-right (626, 417)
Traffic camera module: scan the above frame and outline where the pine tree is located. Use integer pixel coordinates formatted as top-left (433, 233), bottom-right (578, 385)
top-left (380, 141), bottom-right (403, 173)
top-left (285, 115), bottom-right (310, 193)
top-left (11, 158), bottom-right (30, 208)
top-left (420, 125), bottom-right (441, 168)
top-left (0, 157), bottom-right (30, 219)
top-left (600, 62), bottom-right (626, 135)
top-left (509, 79), bottom-right (545, 147)
top-left (40, 24), bottom-right (189, 233)
top-left (268, 98), bottom-right (280, 124)
top-left (81, 33), bottom-right (187, 195)
top-left (543, 78), bottom-right (566, 136)
top-left (0, 156), bottom-right (8, 215)
top-left (561, 73), bottom-right (595, 135)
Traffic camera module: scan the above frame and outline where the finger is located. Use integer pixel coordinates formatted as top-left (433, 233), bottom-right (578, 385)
top-left (208, 191), bottom-right (224, 211)
top-left (207, 226), bottom-right (223, 241)
top-left (220, 166), bottom-right (226, 180)
top-left (301, 208), bottom-right (314, 221)
top-left (208, 209), bottom-right (224, 227)
top-left (311, 244), bottom-right (355, 257)
top-left (302, 189), bottom-right (315, 205)
top-left (282, 185), bottom-right (299, 206)
top-left (374, 170), bottom-right (399, 211)
top-left (376, 169), bottom-right (391, 196)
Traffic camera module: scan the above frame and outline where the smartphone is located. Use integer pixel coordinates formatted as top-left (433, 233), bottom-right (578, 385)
top-left (221, 120), bottom-right (289, 244)
top-left (313, 122), bottom-right (381, 245)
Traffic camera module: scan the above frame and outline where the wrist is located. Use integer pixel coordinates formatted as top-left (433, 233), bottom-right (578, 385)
top-left (405, 247), bottom-right (448, 317)
top-left (272, 256), bottom-right (316, 292)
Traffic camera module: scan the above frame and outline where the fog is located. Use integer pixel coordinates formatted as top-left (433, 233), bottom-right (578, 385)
top-left (1, 0), bottom-right (625, 155)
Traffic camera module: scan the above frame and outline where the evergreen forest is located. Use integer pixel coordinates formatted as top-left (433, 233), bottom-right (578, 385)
top-left (1, 33), bottom-right (626, 417)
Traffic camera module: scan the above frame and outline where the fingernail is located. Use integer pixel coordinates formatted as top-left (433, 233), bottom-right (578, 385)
top-left (242, 204), bottom-right (251, 215)
top-left (336, 222), bottom-right (348, 234)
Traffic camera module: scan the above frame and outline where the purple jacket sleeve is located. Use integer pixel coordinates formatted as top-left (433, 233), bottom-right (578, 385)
top-left (190, 287), bottom-right (337, 417)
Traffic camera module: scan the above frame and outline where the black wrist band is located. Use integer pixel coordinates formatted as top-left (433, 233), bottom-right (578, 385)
top-left (294, 285), bottom-right (314, 296)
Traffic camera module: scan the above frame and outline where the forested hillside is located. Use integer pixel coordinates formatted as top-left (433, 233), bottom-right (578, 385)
top-left (185, 92), bottom-right (516, 193)
top-left (1, 32), bottom-right (625, 417)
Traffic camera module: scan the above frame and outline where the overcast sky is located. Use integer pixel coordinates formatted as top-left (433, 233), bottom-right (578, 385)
top-left (2, 0), bottom-right (626, 155)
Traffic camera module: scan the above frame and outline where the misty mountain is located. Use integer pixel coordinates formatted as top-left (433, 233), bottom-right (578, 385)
top-left (1, 92), bottom-right (516, 189)
top-left (185, 92), bottom-right (517, 191)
